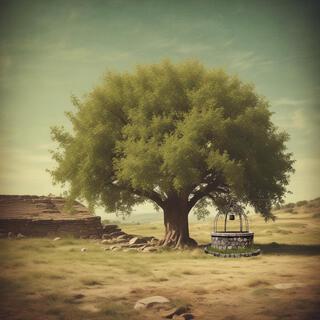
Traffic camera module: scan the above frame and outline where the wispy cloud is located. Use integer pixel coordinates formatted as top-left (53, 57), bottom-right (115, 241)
top-left (174, 43), bottom-right (212, 55)
top-left (227, 50), bottom-right (274, 72)
top-left (291, 110), bottom-right (307, 129)
top-left (272, 97), bottom-right (311, 107)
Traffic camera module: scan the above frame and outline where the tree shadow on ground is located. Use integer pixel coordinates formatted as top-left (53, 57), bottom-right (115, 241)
top-left (255, 243), bottom-right (320, 255)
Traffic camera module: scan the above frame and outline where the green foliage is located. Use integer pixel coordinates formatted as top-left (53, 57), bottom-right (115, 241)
top-left (50, 59), bottom-right (294, 219)
top-left (296, 200), bottom-right (308, 207)
top-left (282, 203), bottom-right (295, 209)
top-left (192, 198), bottom-right (211, 220)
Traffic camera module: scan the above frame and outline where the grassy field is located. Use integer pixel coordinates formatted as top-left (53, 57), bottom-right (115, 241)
top-left (0, 201), bottom-right (319, 320)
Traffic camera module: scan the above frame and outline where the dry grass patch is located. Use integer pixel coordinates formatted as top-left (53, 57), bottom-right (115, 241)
top-left (0, 207), bottom-right (319, 320)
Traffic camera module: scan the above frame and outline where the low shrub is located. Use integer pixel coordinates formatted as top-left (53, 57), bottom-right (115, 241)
top-left (296, 200), bottom-right (308, 207)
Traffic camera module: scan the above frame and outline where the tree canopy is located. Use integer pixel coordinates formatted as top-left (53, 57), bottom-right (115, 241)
top-left (50, 60), bottom-right (294, 246)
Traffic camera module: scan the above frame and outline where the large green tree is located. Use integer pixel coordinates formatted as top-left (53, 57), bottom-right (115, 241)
top-left (50, 60), bottom-right (294, 248)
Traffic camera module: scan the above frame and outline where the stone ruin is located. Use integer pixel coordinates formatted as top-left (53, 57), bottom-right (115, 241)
top-left (0, 195), bottom-right (160, 251)
top-left (0, 195), bottom-right (102, 238)
top-left (99, 224), bottom-right (159, 252)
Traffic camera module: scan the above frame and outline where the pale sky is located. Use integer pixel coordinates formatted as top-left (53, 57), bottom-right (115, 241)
top-left (0, 0), bottom-right (319, 217)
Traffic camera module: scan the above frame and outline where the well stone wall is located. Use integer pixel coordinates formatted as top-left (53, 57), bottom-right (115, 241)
top-left (211, 232), bottom-right (254, 250)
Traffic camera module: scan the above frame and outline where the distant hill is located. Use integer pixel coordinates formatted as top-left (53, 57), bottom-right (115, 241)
top-left (273, 197), bottom-right (320, 218)
top-left (101, 210), bottom-right (215, 225)
top-left (100, 197), bottom-right (320, 225)
top-left (101, 212), bottom-right (162, 225)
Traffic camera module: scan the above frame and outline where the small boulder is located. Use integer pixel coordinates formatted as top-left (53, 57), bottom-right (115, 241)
top-left (149, 238), bottom-right (159, 245)
top-left (109, 231), bottom-right (126, 238)
top-left (102, 224), bottom-right (119, 232)
top-left (173, 313), bottom-right (195, 320)
top-left (142, 246), bottom-right (158, 253)
top-left (117, 234), bottom-right (131, 241)
top-left (101, 239), bottom-right (109, 244)
top-left (129, 237), bottom-right (147, 245)
top-left (162, 306), bottom-right (191, 319)
top-left (53, 237), bottom-right (61, 241)
top-left (8, 232), bottom-right (14, 238)
top-left (110, 245), bottom-right (122, 251)
top-left (81, 248), bottom-right (87, 252)
top-left (134, 296), bottom-right (170, 310)
top-left (16, 233), bottom-right (25, 239)
top-left (128, 243), bottom-right (146, 248)
top-left (274, 282), bottom-right (305, 290)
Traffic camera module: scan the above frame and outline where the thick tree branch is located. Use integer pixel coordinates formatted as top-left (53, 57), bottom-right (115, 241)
top-left (111, 180), bottom-right (165, 209)
top-left (134, 189), bottom-right (165, 209)
top-left (187, 181), bottom-right (228, 210)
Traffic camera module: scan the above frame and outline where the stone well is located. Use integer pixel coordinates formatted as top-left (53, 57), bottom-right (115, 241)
top-left (205, 209), bottom-right (261, 257)
top-left (211, 232), bottom-right (254, 250)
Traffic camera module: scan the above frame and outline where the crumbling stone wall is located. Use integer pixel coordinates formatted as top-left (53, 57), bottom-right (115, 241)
top-left (0, 217), bottom-right (102, 238)
top-left (211, 232), bottom-right (254, 250)
top-left (0, 195), bottom-right (103, 238)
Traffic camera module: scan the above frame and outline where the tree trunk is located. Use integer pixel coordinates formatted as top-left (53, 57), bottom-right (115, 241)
top-left (160, 200), bottom-right (197, 248)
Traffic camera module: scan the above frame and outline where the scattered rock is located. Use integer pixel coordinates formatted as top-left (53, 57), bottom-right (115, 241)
top-left (81, 248), bottom-right (87, 252)
top-left (109, 231), bottom-right (126, 238)
top-left (142, 246), bottom-right (158, 253)
top-left (117, 234), bottom-right (132, 241)
top-left (173, 313), bottom-right (195, 320)
top-left (134, 296), bottom-right (170, 310)
top-left (163, 306), bottom-right (191, 319)
top-left (101, 233), bottom-right (112, 240)
top-left (53, 237), bottom-right (61, 241)
top-left (274, 282), bottom-right (305, 290)
top-left (149, 238), bottom-right (159, 245)
top-left (16, 233), bottom-right (25, 239)
top-left (8, 232), bottom-right (14, 238)
top-left (101, 239), bottom-right (109, 244)
top-left (129, 237), bottom-right (140, 245)
top-left (129, 237), bottom-right (148, 245)
top-left (109, 245), bottom-right (122, 251)
top-left (128, 243), bottom-right (146, 248)
top-left (102, 224), bottom-right (119, 232)
top-left (123, 248), bottom-right (138, 252)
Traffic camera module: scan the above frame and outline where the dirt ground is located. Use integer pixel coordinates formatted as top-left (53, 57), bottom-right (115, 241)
top-left (0, 205), bottom-right (319, 320)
